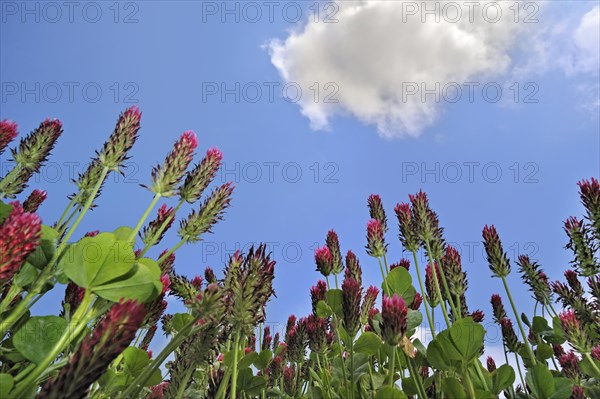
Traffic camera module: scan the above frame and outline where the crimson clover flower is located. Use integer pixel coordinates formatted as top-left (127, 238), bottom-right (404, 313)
top-left (490, 294), bottom-right (507, 324)
top-left (0, 119), bottom-right (18, 155)
top-left (341, 277), bottom-right (362, 336)
top-left (180, 147), bottom-right (223, 203)
top-left (141, 203), bottom-right (175, 247)
top-left (344, 250), bottom-right (362, 285)
top-left (390, 258), bottom-right (410, 271)
top-left (368, 194), bottom-right (388, 232)
top-left (310, 280), bottom-right (327, 315)
top-left (381, 294), bottom-right (408, 346)
top-left (366, 218), bottom-right (386, 257)
top-left (500, 318), bottom-right (521, 353)
top-left (361, 285), bottom-right (379, 324)
top-left (578, 177), bottom-right (600, 240)
top-left (559, 310), bottom-right (593, 352)
top-left (326, 229), bottom-right (344, 274)
top-left (148, 131), bottom-right (198, 196)
top-left (39, 300), bottom-right (146, 399)
top-left (482, 225), bottom-right (511, 277)
top-left (517, 255), bottom-right (553, 304)
top-left (394, 202), bottom-right (419, 252)
top-left (22, 188), bottom-right (47, 213)
top-left (315, 245), bottom-right (333, 277)
top-left (0, 202), bottom-right (42, 286)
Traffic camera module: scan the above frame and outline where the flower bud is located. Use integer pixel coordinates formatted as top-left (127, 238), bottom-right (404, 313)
top-left (486, 356), bottom-right (496, 372)
top-left (342, 277), bottom-right (362, 336)
top-left (326, 230), bottom-right (344, 274)
top-left (390, 258), bottom-right (410, 271)
top-left (310, 280), bottom-right (327, 315)
top-left (394, 202), bottom-right (419, 252)
top-left (180, 147), bottom-right (222, 203)
top-left (141, 204), bottom-right (175, 247)
top-left (149, 131), bottom-right (198, 196)
top-left (344, 250), bottom-right (362, 285)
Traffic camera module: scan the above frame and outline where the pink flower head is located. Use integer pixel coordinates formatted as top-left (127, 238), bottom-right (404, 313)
top-left (482, 224), bottom-right (511, 277)
top-left (366, 218), bottom-right (386, 258)
top-left (310, 280), bottom-right (327, 315)
top-left (315, 246), bottom-right (333, 277)
top-left (23, 189), bottom-right (47, 213)
top-left (182, 130), bottom-right (198, 150)
top-left (368, 194), bottom-right (387, 231)
top-left (160, 274), bottom-right (171, 294)
top-left (191, 275), bottom-right (203, 290)
top-left (0, 202), bottom-right (42, 285)
top-left (0, 119), bottom-right (18, 155)
top-left (124, 105), bottom-right (142, 121)
top-left (486, 356), bottom-right (496, 372)
top-left (391, 258), bottom-right (411, 271)
top-left (394, 202), bottom-right (419, 252)
top-left (381, 294), bottom-right (408, 345)
top-left (409, 292), bottom-right (423, 310)
top-left (341, 277), bottom-right (362, 335)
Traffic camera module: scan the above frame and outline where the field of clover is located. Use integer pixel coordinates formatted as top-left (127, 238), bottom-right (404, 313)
top-left (0, 108), bottom-right (598, 399)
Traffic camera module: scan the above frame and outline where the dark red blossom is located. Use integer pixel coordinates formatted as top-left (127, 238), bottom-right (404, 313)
top-left (368, 194), bottom-right (387, 231)
top-left (22, 189), bottom-right (47, 213)
top-left (0, 119), bottom-right (18, 155)
top-left (315, 246), bottom-right (333, 277)
top-left (0, 202), bottom-right (42, 286)
top-left (482, 225), bottom-right (511, 277)
top-left (381, 294), bottom-right (407, 346)
top-left (180, 147), bottom-right (223, 204)
top-left (366, 219), bottom-right (386, 257)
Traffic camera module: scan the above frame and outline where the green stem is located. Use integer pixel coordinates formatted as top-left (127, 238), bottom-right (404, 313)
top-left (382, 253), bottom-right (390, 273)
top-left (501, 276), bottom-right (535, 364)
top-left (378, 257), bottom-right (391, 295)
top-left (584, 352), bottom-right (600, 377)
top-left (58, 167), bottom-right (109, 255)
top-left (426, 243), bottom-right (456, 324)
top-left (406, 353), bottom-right (427, 399)
top-left (349, 340), bottom-right (355, 399)
top-left (463, 367), bottom-right (477, 399)
top-left (411, 251), bottom-right (435, 338)
top-left (157, 239), bottom-right (186, 264)
top-left (55, 197), bottom-right (77, 229)
top-left (176, 366), bottom-right (195, 399)
top-left (231, 330), bottom-right (241, 399)
top-left (514, 352), bottom-right (526, 390)
top-left (128, 193), bottom-right (162, 244)
top-left (11, 291), bottom-right (95, 396)
top-left (0, 164), bottom-right (23, 197)
top-left (388, 345), bottom-right (396, 387)
top-left (57, 205), bottom-right (82, 238)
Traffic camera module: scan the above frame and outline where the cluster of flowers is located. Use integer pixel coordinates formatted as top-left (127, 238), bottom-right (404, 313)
top-left (1, 110), bottom-right (599, 398)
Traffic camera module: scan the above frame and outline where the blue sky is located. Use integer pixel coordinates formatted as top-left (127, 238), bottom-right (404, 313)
top-left (1, 0), bottom-right (599, 343)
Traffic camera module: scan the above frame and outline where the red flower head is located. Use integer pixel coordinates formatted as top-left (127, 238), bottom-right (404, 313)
top-left (0, 202), bottom-right (42, 286)
top-left (204, 266), bottom-right (217, 284)
top-left (326, 230), bottom-right (344, 274)
top-left (486, 356), bottom-right (496, 372)
top-left (558, 351), bottom-right (581, 379)
top-left (381, 294), bottom-right (408, 346)
top-left (342, 277), bottom-right (362, 336)
top-left (410, 292), bottom-right (423, 311)
top-left (368, 194), bottom-right (388, 232)
top-left (0, 119), bottom-right (18, 155)
top-left (482, 225), bottom-right (511, 277)
top-left (160, 274), bottom-right (171, 294)
top-left (142, 204), bottom-right (175, 247)
top-left (425, 262), bottom-right (442, 307)
top-left (500, 318), bottom-right (520, 353)
top-left (391, 258), bottom-right (411, 271)
top-left (559, 310), bottom-right (592, 352)
top-left (578, 178), bottom-right (600, 237)
top-left (366, 219), bottom-right (386, 258)
top-left (315, 246), bottom-right (333, 277)
top-left (98, 106), bottom-right (141, 171)
top-left (310, 280), bottom-right (327, 315)
top-left (361, 285), bottom-right (379, 324)
top-left (149, 131), bottom-right (198, 197)
top-left (344, 250), bottom-right (362, 285)
top-left (394, 202), bottom-right (419, 252)
top-left (470, 310), bottom-right (484, 323)
top-left (180, 147), bottom-right (223, 204)
top-left (23, 189), bottom-right (47, 213)
top-left (191, 275), bottom-right (204, 290)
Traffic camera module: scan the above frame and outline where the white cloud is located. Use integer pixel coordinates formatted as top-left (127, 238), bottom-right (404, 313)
top-left (268, 1), bottom-right (528, 138)
top-left (268, 2), bottom-right (599, 137)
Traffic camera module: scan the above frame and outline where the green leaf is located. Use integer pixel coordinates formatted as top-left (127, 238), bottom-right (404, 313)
top-left (170, 313), bottom-right (194, 333)
top-left (526, 363), bottom-right (555, 399)
top-left (0, 201), bottom-right (12, 222)
top-left (93, 257), bottom-right (162, 303)
top-left (549, 377), bottom-right (573, 399)
top-left (14, 263), bottom-right (39, 287)
top-left (406, 309), bottom-right (423, 332)
top-left (13, 316), bottom-right (67, 364)
top-left (426, 338), bottom-right (455, 371)
top-left (113, 226), bottom-right (135, 241)
top-left (375, 386), bottom-right (407, 399)
top-left (253, 349), bottom-right (272, 370)
top-left (441, 377), bottom-right (467, 399)
top-left (238, 371), bottom-right (266, 396)
top-left (382, 267), bottom-right (413, 301)
top-left (354, 332), bottom-right (382, 356)
top-left (532, 316), bottom-right (551, 334)
top-left (326, 289), bottom-right (343, 318)
top-left (0, 373), bottom-right (14, 397)
top-left (25, 225), bottom-right (58, 270)
top-left (61, 233), bottom-right (135, 288)
top-left (316, 300), bottom-right (332, 318)
top-left (580, 355), bottom-right (600, 379)
top-left (536, 342), bottom-right (554, 361)
top-left (447, 318), bottom-right (485, 362)
top-left (401, 377), bottom-right (419, 396)
top-left (492, 364), bottom-right (515, 394)
top-left (238, 351), bottom-right (259, 370)
top-left (122, 347), bottom-right (150, 377)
